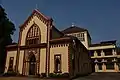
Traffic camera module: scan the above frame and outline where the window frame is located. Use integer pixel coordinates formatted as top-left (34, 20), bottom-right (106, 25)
top-left (26, 24), bottom-right (40, 45)
top-left (54, 54), bottom-right (62, 73)
top-left (8, 57), bottom-right (14, 71)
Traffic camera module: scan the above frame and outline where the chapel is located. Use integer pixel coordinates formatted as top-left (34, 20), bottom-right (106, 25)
top-left (5, 9), bottom-right (92, 77)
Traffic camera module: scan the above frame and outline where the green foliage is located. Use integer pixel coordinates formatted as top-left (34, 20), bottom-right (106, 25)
top-left (48, 73), bottom-right (69, 78)
top-left (41, 73), bottom-right (46, 78)
top-left (0, 5), bottom-right (15, 45)
top-left (0, 5), bottom-right (15, 73)
top-left (61, 73), bottom-right (69, 77)
top-left (2, 71), bottom-right (17, 77)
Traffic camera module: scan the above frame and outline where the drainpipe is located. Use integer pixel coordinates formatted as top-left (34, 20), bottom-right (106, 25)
top-left (15, 28), bottom-right (22, 73)
top-left (46, 19), bottom-right (52, 77)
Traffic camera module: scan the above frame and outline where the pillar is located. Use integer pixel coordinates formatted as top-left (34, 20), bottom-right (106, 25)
top-left (112, 49), bottom-right (117, 56)
top-left (26, 62), bottom-right (29, 75)
top-left (101, 50), bottom-right (105, 56)
top-left (102, 63), bottom-right (106, 72)
top-left (114, 63), bottom-right (119, 72)
top-left (94, 51), bottom-right (97, 57)
top-left (95, 63), bottom-right (98, 72)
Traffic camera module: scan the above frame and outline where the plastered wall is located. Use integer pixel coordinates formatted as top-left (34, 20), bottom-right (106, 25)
top-left (50, 44), bottom-right (69, 73)
top-left (5, 50), bottom-right (17, 73)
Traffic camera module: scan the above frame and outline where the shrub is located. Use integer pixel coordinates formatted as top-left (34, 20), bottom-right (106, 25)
top-left (49, 73), bottom-right (63, 78)
top-left (49, 73), bottom-right (54, 77)
top-left (36, 74), bottom-right (41, 78)
top-left (3, 71), bottom-right (17, 77)
top-left (41, 73), bottom-right (46, 78)
top-left (62, 73), bottom-right (69, 78)
top-left (55, 73), bottom-right (62, 78)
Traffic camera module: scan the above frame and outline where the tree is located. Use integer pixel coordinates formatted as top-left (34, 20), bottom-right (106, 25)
top-left (0, 5), bottom-right (15, 73)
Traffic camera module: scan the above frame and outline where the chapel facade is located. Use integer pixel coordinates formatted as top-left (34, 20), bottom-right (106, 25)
top-left (4, 9), bottom-right (92, 77)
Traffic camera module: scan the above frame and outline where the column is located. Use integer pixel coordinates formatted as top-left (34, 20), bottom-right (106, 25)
top-left (114, 63), bottom-right (119, 72)
top-left (94, 51), bottom-right (97, 57)
top-left (101, 50), bottom-right (105, 56)
top-left (26, 62), bottom-right (29, 75)
top-left (112, 49), bottom-right (117, 56)
top-left (95, 63), bottom-right (98, 72)
top-left (102, 63), bottom-right (106, 72)
top-left (24, 62), bottom-right (27, 75)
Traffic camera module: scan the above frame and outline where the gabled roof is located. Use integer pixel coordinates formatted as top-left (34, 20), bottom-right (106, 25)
top-left (20, 9), bottom-right (53, 30)
top-left (61, 25), bottom-right (87, 34)
top-left (51, 25), bottom-right (64, 37)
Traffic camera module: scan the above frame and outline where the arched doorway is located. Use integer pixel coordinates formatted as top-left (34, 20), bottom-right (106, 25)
top-left (29, 54), bottom-right (36, 75)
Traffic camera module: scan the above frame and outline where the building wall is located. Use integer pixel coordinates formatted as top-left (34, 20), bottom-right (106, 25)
top-left (90, 45), bottom-right (119, 72)
top-left (69, 41), bottom-right (92, 77)
top-left (89, 45), bottom-right (115, 50)
top-left (5, 50), bottom-right (17, 73)
top-left (18, 50), bottom-right (24, 74)
top-left (83, 31), bottom-right (89, 49)
top-left (50, 44), bottom-right (69, 73)
top-left (77, 44), bottom-right (92, 75)
top-left (39, 48), bottom-right (46, 74)
top-left (86, 31), bottom-right (91, 49)
top-left (20, 15), bottom-right (47, 46)
top-left (66, 31), bottom-right (89, 49)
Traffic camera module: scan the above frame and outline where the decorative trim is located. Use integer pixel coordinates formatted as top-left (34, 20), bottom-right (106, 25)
top-left (20, 43), bottom-right (47, 49)
top-left (68, 44), bottom-right (71, 75)
top-left (20, 9), bottom-right (53, 31)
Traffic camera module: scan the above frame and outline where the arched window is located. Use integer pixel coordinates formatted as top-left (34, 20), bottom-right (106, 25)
top-left (26, 24), bottom-right (40, 45)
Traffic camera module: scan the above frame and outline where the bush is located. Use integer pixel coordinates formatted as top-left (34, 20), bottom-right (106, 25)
top-left (17, 74), bottom-right (24, 77)
top-left (41, 73), bottom-right (46, 78)
top-left (36, 74), bottom-right (41, 78)
top-left (62, 73), bottom-right (69, 78)
top-left (54, 73), bottom-right (62, 78)
top-left (49, 73), bottom-right (54, 77)
top-left (3, 71), bottom-right (17, 77)
top-left (48, 73), bottom-right (64, 78)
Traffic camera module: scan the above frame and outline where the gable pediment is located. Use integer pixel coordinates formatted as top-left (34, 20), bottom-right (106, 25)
top-left (20, 9), bottom-right (53, 31)
top-left (19, 9), bottom-right (54, 46)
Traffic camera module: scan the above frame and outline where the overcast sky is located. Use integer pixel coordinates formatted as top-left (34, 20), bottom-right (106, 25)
top-left (1, 0), bottom-right (120, 44)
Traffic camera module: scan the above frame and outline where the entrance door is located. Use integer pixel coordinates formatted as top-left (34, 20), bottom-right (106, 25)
top-left (29, 54), bottom-right (36, 75)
